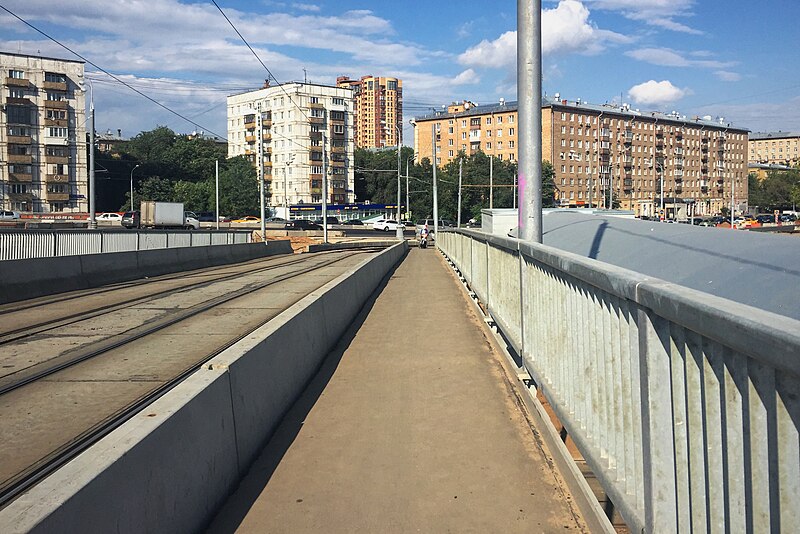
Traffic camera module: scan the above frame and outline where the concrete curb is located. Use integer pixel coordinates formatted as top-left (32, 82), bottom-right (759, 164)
top-left (0, 242), bottom-right (407, 534)
top-left (0, 241), bottom-right (293, 305)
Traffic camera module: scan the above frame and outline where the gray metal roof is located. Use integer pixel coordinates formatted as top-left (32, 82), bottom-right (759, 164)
top-left (750, 131), bottom-right (800, 140)
top-left (414, 97), bottom-right (748, 132)
top-left (540, 211), bottom-right (800, 320)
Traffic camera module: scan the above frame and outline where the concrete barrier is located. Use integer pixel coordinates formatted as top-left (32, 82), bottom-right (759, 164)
top-left (0, 242), bottom-right (407, 534)
top-left (0, 241), bottom-right (294, 305)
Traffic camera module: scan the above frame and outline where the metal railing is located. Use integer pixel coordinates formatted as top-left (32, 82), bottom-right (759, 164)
top-left (438, 229), bottom-right (800, 533)
top-left (0, 230), bottom-right (252, 261)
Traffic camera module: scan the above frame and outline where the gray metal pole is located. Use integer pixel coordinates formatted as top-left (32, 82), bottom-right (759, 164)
top-left (258, 112), bottom-right (266, 243)
top-left (518, 0), bottom-right (543, 243)
top-left (129, 164), bottom-right (139, 212)
top-left (396, 130), bottom-right (403, 239)
top-left (730, 176), bottom-right (734, 228)
top-left (323, 131), bottom-right (328, 243)
top-left (432, 124), bottom-right (439, 237)
top-left (89, 100), bottom-right (96, 230)
top-left (405, 157), bottom-right (410, 222)
top-left (660, 164), bottom-right (664, 220)
top-left (215, 159), bottom-right (219, 231)
top-left (457, 158), bottom-right (463, 228)
top-left (489, 155), bottom-right (493, 209)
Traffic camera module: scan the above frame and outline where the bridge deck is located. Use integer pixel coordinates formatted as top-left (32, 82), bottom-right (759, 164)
top-left (207, 247), bottom-right (587, 533)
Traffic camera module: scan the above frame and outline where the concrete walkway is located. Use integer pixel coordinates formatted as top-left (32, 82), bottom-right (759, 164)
top-left (207, 247), bottom-right (587, 533)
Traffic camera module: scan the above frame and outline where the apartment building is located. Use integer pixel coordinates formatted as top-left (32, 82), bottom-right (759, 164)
top-left (749, 131), bottom-right (800, 166)
top-left (1, 52), bottom-right (87, 213)
top-left (227, 82), bottom-right (355, 210)
top-left (412, 97), bottom-right (749, 217)
top-left (336, 75), bottom-right (402, 149)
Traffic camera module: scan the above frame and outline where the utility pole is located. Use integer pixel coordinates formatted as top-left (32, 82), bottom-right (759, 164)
top-left (215, 159), bottom-right (220, 231)
top-left (258, 111), bottom-right (266, 243)
top-left (489, 155), bottom-right (493, 209)
top-left (396, 128), bottom-right (403, 239)
top-left (88, 85), bottom-right (96, 230)
top-left (405, 157), bottom-right (410, 222)
top-left (129, 164), bottom-right (140, 212)
top-left (322, 128), bottom-right (328, 243)
top-left (457, 158), bottom-right (463, 228)
top-left (432, 124), bottom-right (439, 237)
top-left (517, 0), bottom-right (543, 243)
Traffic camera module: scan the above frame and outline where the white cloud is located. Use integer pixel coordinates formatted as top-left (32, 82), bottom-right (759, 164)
top-left (584, 0), bottom-right (701, 34)
top-left (714, 70), bottom-right (742, 82)
top-left (626, 47), bottom-right (736, 70)
top-left (458, 0), bottom-right (627, 69)
top-left (452, 69), bottom-right (480, 86)
top-left (627, 80), bottom-right (688, 106)
top-left (696, 95), bottom-right (800, 133)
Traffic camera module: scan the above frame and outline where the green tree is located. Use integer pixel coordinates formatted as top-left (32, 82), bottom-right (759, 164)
top-left (136, 176), bottom-right (175, 204)
top-left (174, 180), bottom-right (212, 212)
top-left (217, 156), bottom-right (259, 217)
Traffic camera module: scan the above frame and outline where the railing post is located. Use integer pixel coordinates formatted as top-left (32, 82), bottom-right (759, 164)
top-left (637, 306), bottom-right (678, 531)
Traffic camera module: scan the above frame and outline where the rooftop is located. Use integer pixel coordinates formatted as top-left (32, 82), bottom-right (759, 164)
top-left (750, 131), bottom-right (800, 140)
top-left (414, 96), bottom-right (748, 131)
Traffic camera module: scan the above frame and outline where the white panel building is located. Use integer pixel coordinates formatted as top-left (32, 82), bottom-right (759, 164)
top-left (1, 52), bottom-right (87, 213)
top-left (227, 82), bottom-right (355, 215)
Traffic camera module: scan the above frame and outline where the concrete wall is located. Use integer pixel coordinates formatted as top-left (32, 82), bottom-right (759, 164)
top-left (0, 241), bottom-right (294, 305)
top-left (0, 242), bottom-right (407, 534)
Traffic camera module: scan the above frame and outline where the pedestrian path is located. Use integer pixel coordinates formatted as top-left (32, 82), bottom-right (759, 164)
top-left (207, 247), bottom-right (587, 533)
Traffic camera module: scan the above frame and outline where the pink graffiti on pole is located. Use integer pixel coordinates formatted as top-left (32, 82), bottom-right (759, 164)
top-left (517, 173), bottom-right (526, 227)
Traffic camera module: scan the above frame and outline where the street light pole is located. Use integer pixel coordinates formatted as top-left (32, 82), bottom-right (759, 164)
top-left (432, 124), bottom-right (439, 237)
top-left (396, 125), bottom-right (403, 240)
top-left (129, 164), bottom-right (140, 212)
top-left (457, 158), bottom-right (463, 228)
top-left (406, 157), bottom-right (411, 222)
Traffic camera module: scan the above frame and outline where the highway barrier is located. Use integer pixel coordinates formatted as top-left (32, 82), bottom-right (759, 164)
top-left (0, 229), bottom-right (251, 261)
top-left (0, 242), bottom-right (407, 534)
top-left (438, 229), bottom-right (800, 534)
top-left (0, 240), bottom-right (293, 305)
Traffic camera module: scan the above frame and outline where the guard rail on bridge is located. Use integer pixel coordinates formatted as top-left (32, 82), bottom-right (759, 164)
top-left (0, 230), bottom-right (252, 261)
top-left (438, 229), bottom-right (800, 533)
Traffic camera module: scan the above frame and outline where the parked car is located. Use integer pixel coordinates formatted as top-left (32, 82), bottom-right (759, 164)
top-left (264, 217), bottom-right (286, 223)
top-left (122, 211), bottom-right (140, 228)
top-left (755, 214), bottom-right (775, 224)
top-left (96, 212), bottom-right (123, 225)
top-left (0, 210), bottom-right (21, 220)
top-left (315, 216), bottom-right (340, 225)
top-left (232, 215), bottom-right (260, 223)
top-left (342, 219), bottom-right (364, 225)
top-left (780, 213), bottom-right (797, 223)
top-left (196, 211), bottom-right (217, 222)
top-left (372, 219), bottom-right (403, 232)
top-left (285, 219), bottom-right (322, 230)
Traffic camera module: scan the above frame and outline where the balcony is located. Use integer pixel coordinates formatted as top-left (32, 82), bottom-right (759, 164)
top-left (9, 172), bottom-right (33, 182)
top-left (46, 191), bottom-right (70, 201)
top-left (43, 80), bottom-right (68, 91)
top-left (331, 160), bottom-right (346, 167)
top-left (45, 118), bottom-right (68, 127)
top-left (8, 135), bottom-right (32, 144)
top-left (4, 76), bottom-right (29, 87)
top-left (262, 133), bottom-right (271, 142)
top-left (310, 173), bottom-right (323, 180)
top-left (656, 128), bottom-right (664, 137)
top-left (47, 174), bottom-right (69, 183)
top-left (309, 117), bottom-right (325, 125)
top-left (262, 118), bottom-right (272, 127)
top-left (8, 154), bottom-right (33, 164)
top-left (716, 162), bottom-right (725, 170)
top-left (46, 155), bottom-right (69, 164)
top-left (623, 179), bottom-right (633, 190)
top-left (674, 147), bottom-right (684, 156)
top-left (44, 100), bottom-right (69, 109)
top-left (6, 97), bottom-right (34, 106)
top-left (331, 146), bottom-right (345, 154)
top-left (675, 158), bottom-right (684, 167)
top-left (624, 131), bottom-right (633, 144)
top-left (310, 102), bottom-right (325, 110)
top-left (717, 176), bottom-right (724, 184)
top-left (675, 184), bottom-right (683, 193)
top-left (310, 132), bottom-right (322, 141)
top-left (8, 191), bottom-right (33, 200)
top-left (263, 161), bottom-right (272, 168)
top-left (245, 134), bottom-right (256, 143)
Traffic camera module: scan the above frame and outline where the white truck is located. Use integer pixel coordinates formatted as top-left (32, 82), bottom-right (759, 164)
top-left (140, 201), bottom-right (198, 229)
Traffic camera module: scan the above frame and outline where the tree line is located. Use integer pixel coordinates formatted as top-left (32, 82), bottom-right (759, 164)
top-left (748, 168), bottom-right (800, 212)
top-left (98, 126), bottom-right (556, 220)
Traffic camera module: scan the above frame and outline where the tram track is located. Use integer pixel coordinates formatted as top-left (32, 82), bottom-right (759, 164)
top-left (0, 247), bottom-right (382, 508)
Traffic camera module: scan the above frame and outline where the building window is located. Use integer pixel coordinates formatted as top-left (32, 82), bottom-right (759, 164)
top-left (47, 109), bottom-right (67, 120)
top-left (486, 117), bottom-right (492, 124)
top-left (10, 183), bottom-right (28, 194)
top-left (509, 128), bottom-right (514, 136)
top-left (332, 97), bottom-right (344, 106)
top-left (8, 69), bottom-right (24, 79)
top-left (508, 115), bottom-right (514, 123)
top-left (46, 92), bottom-right (67, 101)
top-left (45, 72), bottom-right (67, 83)
top-left (509, 141), bottom-right (515, 148)
top-left (333, 125), bottom-right (345, 134)
top-left (49, 127), bottom-right (68, 137)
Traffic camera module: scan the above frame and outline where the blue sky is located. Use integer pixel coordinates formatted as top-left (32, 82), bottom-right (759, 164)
top-left (2, 0), bottom-right (799, 142)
